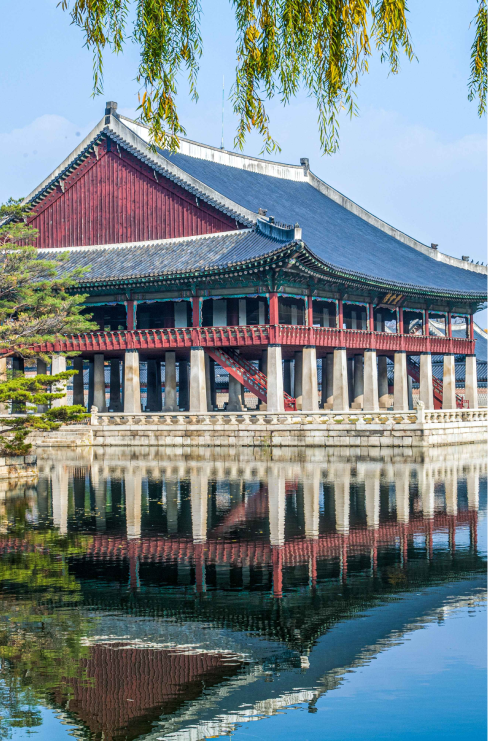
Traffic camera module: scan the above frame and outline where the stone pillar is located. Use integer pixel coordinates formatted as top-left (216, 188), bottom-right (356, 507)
top-left (166, 478), bottom-right (179, 532)
top-left (302, 346), bottom-right (318, 412)
top-left (419, 353), bottom-right (434, 410)
top-left (73, 356), bottom-right (85, 407)
top-left (333, 349), bottom-right (349, 411)
top-left (364, 467), bottom-right (380, 529)
top-left (442, 354), bottom-right (456, 410)
top-left (351, 354), bottom-right (364, 409)
top-left (347, 357), bottom-right (354, 407)
top-left (125, 467), bottom-right (142, 539)
top-left (228, 374), bottom-right (243, 412)
top-left (268, 465), bottom-right (285, 546)
top-left (378, 356), bottom-right (389, 409)
top-left (322, 353), bottom-right (334, 409)
top-left (123, 350), bottom-right (141, 412)
top-left (92, 354), bottom-right (106, 412)
top-left (36, 359), bottom-right (49, 412)
top-left (267, 345), bottom-right (284, 413)
top-left (283, 359), bottom-right (292, 396)
top-left (178, 360), bottom-right (190, 411)
top-left (190, 347), bottom-right (207, 413)
top-left (146, 359), bottom-right (162, 412)
top-left (363, 350), bottom-right (379, 412)
top-left (51, 355), bottom-right (68, 407)
top-left (393, 352), bottom-right (408, 411)
top-left (191, 470), bottom-right (208, 543)
top-left (164, 352), bottom-right (178, 411)
top-left (294, 351), bottom-right (303, 410)
top-left (465, 355), bottom-right (478, 409)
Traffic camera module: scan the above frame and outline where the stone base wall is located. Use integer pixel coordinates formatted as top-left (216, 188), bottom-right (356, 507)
top-left (0, 455), bottom-right (37, 481)
top-left (27, 410), bottom-right (487, 449)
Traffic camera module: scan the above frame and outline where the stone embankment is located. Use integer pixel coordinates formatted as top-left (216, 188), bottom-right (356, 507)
top-left (0, 455), bottom-right (37, 482)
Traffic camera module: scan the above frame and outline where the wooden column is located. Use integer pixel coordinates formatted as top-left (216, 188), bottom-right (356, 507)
top-left (398, 307), bottom-right (404, 335)
top-left (338, 299), bottom-right (344, 330)
top-left (306, 294), bottom-right (313, 327)
top-left (369, 303), bottom-right (374, 332)
top-left (192, 296), bottom-right (200, 327)
top-left (269, 292), bottom-right (279, 324)
top-left (126, 300), bottom-right (135, 330)
top-left (469, 314), bottom-right (474, 340)
top-left (447, 311), bottom-right (452, 338)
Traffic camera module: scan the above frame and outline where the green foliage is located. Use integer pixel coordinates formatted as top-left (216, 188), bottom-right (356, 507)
top-left (468, 0), bottom-right (487, 116)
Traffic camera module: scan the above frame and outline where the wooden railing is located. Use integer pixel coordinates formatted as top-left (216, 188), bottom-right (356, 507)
top-left (32, 325), bottom-right (475, 355)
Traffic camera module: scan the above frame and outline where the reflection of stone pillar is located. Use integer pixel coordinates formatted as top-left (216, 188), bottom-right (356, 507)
top-left (378, 356), bottom-right (389, 409)
top-left (52, 465), bottom-right (68, 536)
top-left (191, 471), bottom-right (208, 543)
top-left (365, 468), bottom-right (380, 529)
top-left (442, 355), bottom-right (456, 410)
top-left (93, 354), bottom-right (107, 412)
top-left (420, 468), bottom-right (435, 519)
top-left (93, 471), bottom-right (106, 531)
top-left (393, 352), bottom-right (408, 411)
top-left (229, 480), bottom-right (242, 509)
top-left (36, 359), bottom-right (49, 412)
top-left (51, 355), bottom-right (68, 407)
top-left (228, 374), bottom-right (243, 412)
top-left (467, 468), bottom-right (479, 510)
top-left (268, 466), bottom-right (286, 546)
top-left (164, 352), bottom-right (178, 411)
top-left (334, 467), bottom-right (350, 535)
top-left (351, 354), bottom-right (364, 409)
top-left (124, 350), bottom-right (141, 412)
top-left (267, 345), bottom-right (284, 413)
top-left (166, 478), bottom-right (179, 533)
top-left (419, 353), bottom-right (434, 410)
top-left (73, 356), bottom-right (85, 407)
top-left (395, 469), bottom-right (410, 524)
top-left (125, 468), bottom-right (142, 539)
top-left (333, 349), bottom-right (349, 411)
top-left (465, 355), bottom-right (478, 409)
top-left (178, 360), bottom-right (190, 411)
top-left (445, 468), bottom-right (458, 516)
top-left (363, 350), bottom-right (379, 411)
top-left (190, 348), bottom-right (207, 413)
top-left (302, 346), bottom-right (318, 411)
top-left (303, 468), bottom-right (320, 539)
top-left (294, 351), bottom-right (303, 410)
top-left (147, 359), bottom-right (162, 411)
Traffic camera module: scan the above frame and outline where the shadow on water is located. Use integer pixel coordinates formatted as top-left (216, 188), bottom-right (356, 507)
top-left (0, 444), bottom-right (486, 740)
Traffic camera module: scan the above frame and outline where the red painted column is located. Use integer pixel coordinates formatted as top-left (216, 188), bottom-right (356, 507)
top-left (338, 299), bottom-right (344, 330)
top-left (192, 296), bottom-right (201, 327)
top-left (369, 303), bottom-right (374, 332)
top-left (306, 295), bottom-right (314, 327)
top-left (447, 311), bottom-right (452, 338)
top-left (398, 307), bottom-right (404, 335)
top-left (469, 314), bottom-right (474, 340)
top-left (269, 292), bottom-right (279, 324)
top-left (126, 300), bottom-right (135, 330)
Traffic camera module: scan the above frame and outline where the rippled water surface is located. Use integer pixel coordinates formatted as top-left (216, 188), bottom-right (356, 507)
top-left (1, 445), bottom-right (486, 740)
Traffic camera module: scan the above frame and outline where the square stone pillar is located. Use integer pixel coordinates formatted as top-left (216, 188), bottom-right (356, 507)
top-left (351, 354), bottom-right (364, 409)
top-left (51, 355), bottom-right (68, 407)
top-left (178, 360), bottom-right (190, 411)
top-left (190, 347), bottom-right (208, 413)
top-left (109, 359), bottom-right (122, 411)
top-left (36, 359), bottom-right (49, 412)
top-left (146, 359), bottom-right (162, 411)
top-left (73, 357), bottom-right (85, 407)
top-left (322, 353), bottom-right (334, 409)
top-left (93, 354), bottom-right (107, 412)
top-left (363, 350), bottom-right (379, 411)
top-left (465, 355), bottom-right (478, 409)
top-left (302, 346), bottom-right (318, 411)
top-left (442, 354), bottom-right (456, 409)
top-left (377, 356), bottom-right (389, 409)
top-left (123, 350), bottom-right (141, 412)
top-left (164, 352), bottom-right (178, 411)
top-left (419, 353), bottom-right (434, 410)
top-left (294, 351), bottom-right (303, 410)
top-left (393, 352), bottom-right (408, 411)
top-left (267, 345), bottom-right (284, 413)
top-left (228, 374), bottom-right (243, 411)
top-left (333, 349), bottom-right (349, 411)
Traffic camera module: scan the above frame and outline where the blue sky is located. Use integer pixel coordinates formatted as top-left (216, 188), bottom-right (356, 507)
top-left (0, 1), bottom-right (486, 289)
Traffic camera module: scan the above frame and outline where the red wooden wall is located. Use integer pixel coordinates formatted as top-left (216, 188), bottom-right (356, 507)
top-left (29, 137), bottom-right (239, 248)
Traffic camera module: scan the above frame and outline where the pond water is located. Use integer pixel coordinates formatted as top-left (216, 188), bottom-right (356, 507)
top-left (1, 445), bottom-right (486, 741)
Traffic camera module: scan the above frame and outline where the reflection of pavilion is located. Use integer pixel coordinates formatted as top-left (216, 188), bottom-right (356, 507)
top-left (1, 453), bottom-right (485, 741)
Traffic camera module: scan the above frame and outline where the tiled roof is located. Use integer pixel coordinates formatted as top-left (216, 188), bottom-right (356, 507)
top-left (39, 229), bottom-right (289, 284)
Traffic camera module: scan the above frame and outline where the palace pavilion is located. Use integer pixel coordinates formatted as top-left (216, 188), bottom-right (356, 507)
top-left (16, 102), bottom-right (487, 413)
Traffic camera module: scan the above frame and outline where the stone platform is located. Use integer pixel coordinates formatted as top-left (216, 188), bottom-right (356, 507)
top-left (27, 407), bottom-right (487, 450)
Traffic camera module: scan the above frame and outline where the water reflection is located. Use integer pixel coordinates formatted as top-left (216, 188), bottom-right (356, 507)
top-left (0, 446), bottom-right (486, 741)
